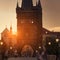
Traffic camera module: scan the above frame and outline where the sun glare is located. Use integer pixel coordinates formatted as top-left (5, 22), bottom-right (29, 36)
top-left (12, 31), bottom-right (17, 35)
top-left (12, 26), bottom-right (17, 35)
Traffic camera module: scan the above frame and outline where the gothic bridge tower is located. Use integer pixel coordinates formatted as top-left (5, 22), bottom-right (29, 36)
top-left (16, 0), bottom-right (42, 53)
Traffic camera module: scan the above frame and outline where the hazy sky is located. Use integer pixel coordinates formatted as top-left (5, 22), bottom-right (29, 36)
top-left (0, 0), bottom-right (60, 33)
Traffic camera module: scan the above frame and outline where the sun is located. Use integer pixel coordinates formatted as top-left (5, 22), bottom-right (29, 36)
top-left (12, 29), bottom-right (17, 35)
top-left (12, 31), bottom-right (17, 35)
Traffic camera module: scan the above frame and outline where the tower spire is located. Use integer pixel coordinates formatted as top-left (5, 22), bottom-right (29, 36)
top-left (37, 0), bottom-right (41, 7)
top-left (16, 0), bottom-right (19, 8)
top-left (21, 0), bottom-right (33, 9)
top-left (36, 1), bottom-right (38, 6)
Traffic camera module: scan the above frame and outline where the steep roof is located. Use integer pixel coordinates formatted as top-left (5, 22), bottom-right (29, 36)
top-left (1, 28), bottom-right (9, 35)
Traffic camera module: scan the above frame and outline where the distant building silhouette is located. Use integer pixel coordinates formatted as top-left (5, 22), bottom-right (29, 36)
top-left (1, 27), bottom-right (10, 48)
top-left (1, 27), bottom-right (60, 56)
top-left (1, 26), bottom-right (17, 49)
top-left (16, 0), bottom-right (42, 52)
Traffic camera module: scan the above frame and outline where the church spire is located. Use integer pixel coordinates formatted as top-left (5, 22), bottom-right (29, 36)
top-left (10, 24), bottom-right (12, 34)
top-left (21, 0), bottom-right (33, 9)
top-left (36, 1), bottom-right (38, 6)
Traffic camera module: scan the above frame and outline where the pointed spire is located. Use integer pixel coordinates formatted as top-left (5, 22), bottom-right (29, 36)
top-left (5, 25), bottom-right (7, 29)
top-left (16, 0), bottom-right (19, 8)
top-left (37, 0), bottom-right (41, 7)
top-left (21, 0), bottom-right (33, 9)
top-left (36, 1), bottom-right (38, 6)
top-left (10, 24), bottom-right (12, 34)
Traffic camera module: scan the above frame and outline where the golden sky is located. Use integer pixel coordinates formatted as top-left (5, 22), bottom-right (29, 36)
top-left (0, 0), bottom-right (60, 33)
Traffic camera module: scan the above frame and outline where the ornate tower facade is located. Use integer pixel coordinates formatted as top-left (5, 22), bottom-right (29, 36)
top-left (16, 0), bottom-right (42, 51)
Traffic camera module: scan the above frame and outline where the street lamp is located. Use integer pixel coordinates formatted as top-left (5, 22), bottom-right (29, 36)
top-left (36, 50), bottom-right (38, 53)
top-left (56, 38), bottom-right (59, 43)
top-left (10, 46), bottom-right (13, 50)
top-left (0, 42), bottom-right (3, 46)
top-left (39, 46), bottom-right (41, 49)
top-left (48, 42), bottom-right (51, 45)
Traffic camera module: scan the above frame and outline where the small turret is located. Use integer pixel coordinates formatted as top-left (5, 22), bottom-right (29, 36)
top-left (10, 24), bottom-right (12, 34)
top-left (37, 0), bottom-right (42, 9)
top-left (16, 0), bottom-right (19, 8)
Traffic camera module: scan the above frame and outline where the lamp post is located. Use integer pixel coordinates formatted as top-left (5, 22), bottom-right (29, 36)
top-left (8, 46), bottom-right (13, 57)
top-left (48, 42), bottom-right (51, 45)
top-left (55, 38), bottom-right (60, 60)
top-left (0, 42), bottom-right (3, 46)
top-left (56, 38), bottom-right (59, 43)
top-left (0, 41), bottom-right (4, 53)
top-left (0, 41), bottom-right (4, 60)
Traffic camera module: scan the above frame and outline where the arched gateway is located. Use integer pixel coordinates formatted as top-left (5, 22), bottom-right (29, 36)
top-left (21, 45), bottom-right (34, 57)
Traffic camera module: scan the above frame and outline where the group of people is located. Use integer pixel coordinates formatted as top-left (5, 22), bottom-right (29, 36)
top-left (2, 45), bottom-right (47, 60)
top-left (36, 46), bottom-right (47, 60)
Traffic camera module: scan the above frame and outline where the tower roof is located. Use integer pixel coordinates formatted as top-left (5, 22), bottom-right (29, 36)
top-left (16, 0), bottom-right (19, 8)
top-left (1, 27), bottom-right (9, 35)
top-left (21, 0), bottom-right (33, 9)
top-left (37, 0), bottom-right (42, 9)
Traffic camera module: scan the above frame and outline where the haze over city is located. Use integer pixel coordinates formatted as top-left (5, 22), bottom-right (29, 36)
top-left (0, 0), bottom-right (60, 33)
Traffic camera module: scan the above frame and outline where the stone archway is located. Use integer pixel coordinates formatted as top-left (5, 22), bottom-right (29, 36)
top-left (21, 45), bottom-right (34, 57)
